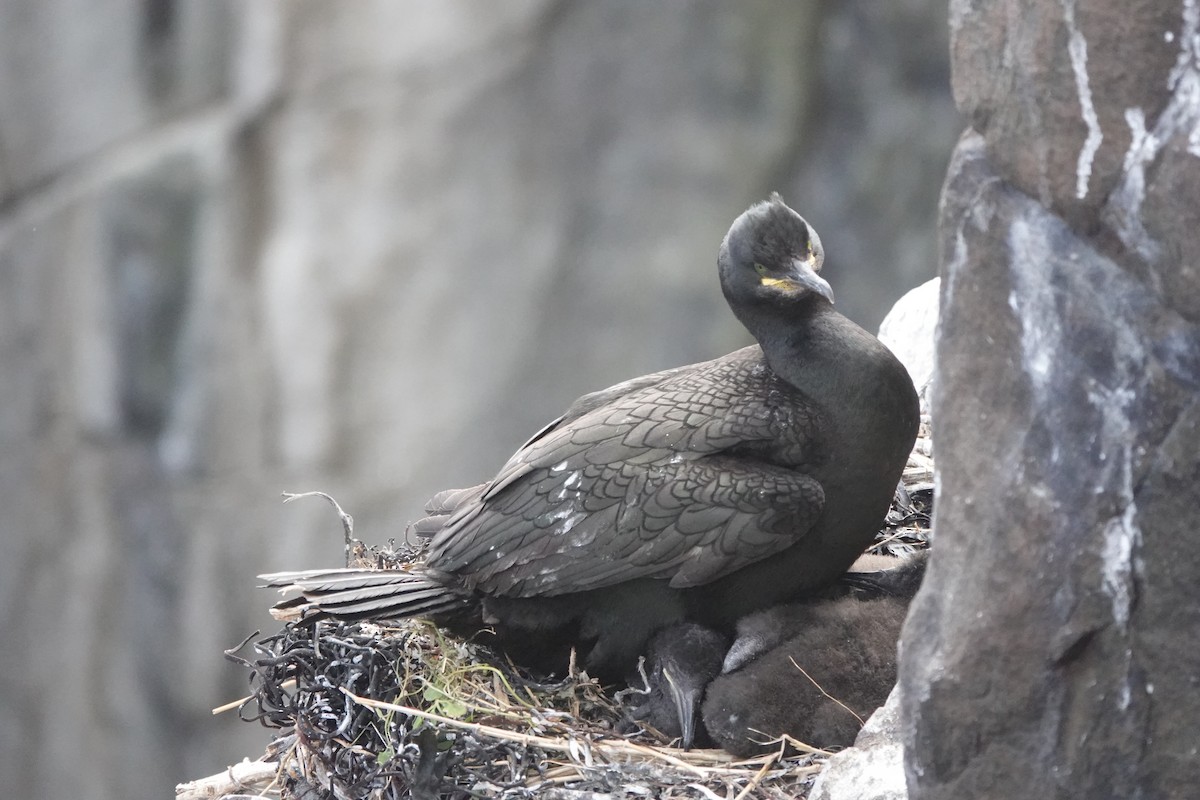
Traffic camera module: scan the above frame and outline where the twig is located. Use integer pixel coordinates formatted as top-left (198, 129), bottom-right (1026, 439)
top-left (282, 491), bottom-right (357, 565)
top-left (211, 695), bottom-right (250, 716)
top-left (787, 656), bottom-right (865, 727)
top-left (732, 747), bottom-right (779, 800)
top-left (175, 758), bottom-right (279, 799)
top-left (612, 655), bottom-right (652, 705)
top-left (686, 783), bottom-right (727, 800)
top-left (340, 688), bottom-right (718, 777)
top-left (870, 530), bottom-right (910, 550)
top-left (212, 679), bottom-right (296, 715)
top-left (742, 728), bottom-right (833, 758)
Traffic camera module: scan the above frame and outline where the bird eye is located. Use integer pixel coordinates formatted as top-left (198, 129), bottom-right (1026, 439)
top-left (754, 263), bottom-right (768, 275)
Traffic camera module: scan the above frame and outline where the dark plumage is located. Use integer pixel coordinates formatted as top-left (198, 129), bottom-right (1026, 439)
top-left (838, 548), bottom-right (929, 601)
top-left (720, 549), bottom-right (928, 674)
top-left (628, 623), bottom-right (728, 750)
top-left (634, 552), bottom-right (925, 753)
top-left (702, 553), bottom-right (926, 755)
top-left (262, 195), bottom-right (920, 682)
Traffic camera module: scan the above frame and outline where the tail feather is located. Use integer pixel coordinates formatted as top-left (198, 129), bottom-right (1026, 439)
top-left (259, 569), bottom-right (415, 592)
top-left (316, 584), bottom-right (450, 611)
top-left (261, 568), bottom-right (470, 623)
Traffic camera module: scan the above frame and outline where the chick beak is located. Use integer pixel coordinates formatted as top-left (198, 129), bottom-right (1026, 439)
top-left (664, 668), bottom-right (699, 751)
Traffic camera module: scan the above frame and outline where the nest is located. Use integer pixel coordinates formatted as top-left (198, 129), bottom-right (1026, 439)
top-left (197, 618), bottom-right (825, 800)
top-left (178, 433), bottom-right (932, 800)
top-left (874, 418), bottom-right (933, 558)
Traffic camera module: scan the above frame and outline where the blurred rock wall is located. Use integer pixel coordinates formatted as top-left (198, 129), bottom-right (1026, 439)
top-left (0, 2), bottom-right (956, 797)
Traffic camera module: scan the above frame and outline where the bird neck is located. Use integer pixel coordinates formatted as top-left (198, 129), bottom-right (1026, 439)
top-left (739, 299), bottom-right (840, 382)
top-left (752, 301), bottom-right (905, 437)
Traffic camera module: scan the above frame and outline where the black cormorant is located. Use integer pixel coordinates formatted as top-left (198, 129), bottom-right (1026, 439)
top-left (626, 623), bottom-right (728, 750)
top-left (720, 549), bottom-right (929, 673)
top-left (262, 195), bottom-right (920, 682)
top-left (702, 595), bottom-right (912, 754)
top-left (634, 551), bottom-right (926, 751)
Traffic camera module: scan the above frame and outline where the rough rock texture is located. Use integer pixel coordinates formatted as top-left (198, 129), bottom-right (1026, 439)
top-left (810, 686), bottom-right (908, 800)
top-left (0, 3), bottom-right (957, 799)
top-left (902, 2), bottom-right (1200, 798)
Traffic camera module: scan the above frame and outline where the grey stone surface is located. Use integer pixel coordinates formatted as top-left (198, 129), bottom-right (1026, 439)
top-left (810, 685), bottom-right (908, 800)
top-left (0, 3), bottom-right (956, 798)
top-left (948, 0), bottom-right (1180, 228)
top-left (902, 2), bottom-right (1200, 797)
top-left (877, 277), bottom-right (939, 414)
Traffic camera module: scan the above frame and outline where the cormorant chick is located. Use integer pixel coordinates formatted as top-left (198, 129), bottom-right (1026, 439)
top-left (262, 196), bottom-right (920, 682)
top-left (634, 552), bottom-right (925, 753)
top-left (721, 549), bottom-right (929, 672)
top-left (703, 553), bottom-right (926, 755)
top-left (627, 623), bottom-right (728, 750)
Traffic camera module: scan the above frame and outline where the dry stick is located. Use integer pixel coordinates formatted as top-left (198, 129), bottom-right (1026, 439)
top-left (732, 748), bottom-right (780, 800)
top-left (740, 726), bottom-right (832, 758)
top-left (340, 688), bottom-right (718, 777)
top-left (212, 679), bottom-right (297, 715)
top-left (686, 782), bottom-right (727, 800)
top-left (870, 530), bottom-right (906, 550)
top-left (871, 528), bottom-right (924, 551)
top-left (175, 758), bottom-right (279, 800)
top-left (776, 733), bottom-right (833, 759)
top-left (787, 656), bottom-right (866, 727)
top-left (211, 695), bottom-right (252, 716)
top-left (282, 490), bottom-right (356, 565)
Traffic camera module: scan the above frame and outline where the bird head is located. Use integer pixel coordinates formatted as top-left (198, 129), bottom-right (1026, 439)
top-left (644, 623), bottom-right (728, 750)
top-left (718, 193), bottom-right (833, 311)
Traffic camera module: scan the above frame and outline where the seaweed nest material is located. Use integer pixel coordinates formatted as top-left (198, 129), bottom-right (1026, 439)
top-left (177, 427), bottom-right (932, 800)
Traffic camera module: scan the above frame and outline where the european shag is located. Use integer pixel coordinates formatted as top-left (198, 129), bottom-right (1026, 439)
top-left (634, 551), bottom-right (927, 751)
top-left (626, 623), bottom-right (728, 750)
top-left (703, 591), bottom-right (917, 753)
top-left (262, 195), bottom-right (920, 682)
top-left (720, 549), bottom-right (929, 673)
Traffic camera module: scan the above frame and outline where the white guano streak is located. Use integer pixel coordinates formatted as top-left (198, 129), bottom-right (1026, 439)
top-left (1172, 0), bottom-right (1200, 157)
top-left (1063, 0), bottom-right (1103, 199)
top-left (1006, 217), bottom-right (1062, 395)
top-left (1105, 1), bottom-right (1200, 259)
